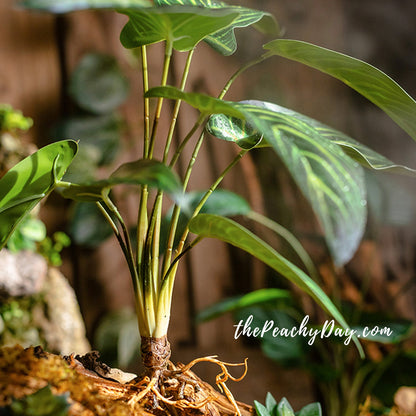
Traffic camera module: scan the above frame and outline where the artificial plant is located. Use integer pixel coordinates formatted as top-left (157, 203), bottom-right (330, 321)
top-left (1, 0), bottom-right (416, 414)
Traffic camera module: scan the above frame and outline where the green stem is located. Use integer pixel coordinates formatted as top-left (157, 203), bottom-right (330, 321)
top-left (161, 129), bottom-right (205, 277)
top-left (97, 198), bottom-right (147, 335)
top-left (218, 55), bottom-right (267, 99)
top-left (148, 40), bottom-right (173, 159)
top-left (137, 186), bottom-right (148, 268)
top-left (154, 236), bottom-right (203, 338)
top-left (247, 211), bottom-right (320, 282)
top-left (142, 45), bottom-right (150, 158)
top-left (169, 113), bottom-right (206, 168)
top-left (163, 49), bottom-right (195, 164)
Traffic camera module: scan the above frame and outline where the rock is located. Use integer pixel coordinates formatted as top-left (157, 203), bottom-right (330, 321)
top-left (33, 268), bottom-right (91, 355)
top-left (0, 249), bottom-right (47, 297)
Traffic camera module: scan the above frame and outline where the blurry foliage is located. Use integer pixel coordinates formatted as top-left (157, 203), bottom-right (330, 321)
top-left (38, 232), bottom-right (71, 267)
top-left (254, 392), bottom-right (322, 416)
top-left (54, 52), bottom-right (130, 248)
top-left (94, 308), bottom-right (140, 368)
top-left (0, 298), bottom-right (44, 348)
top-left (1, 385), bottom-right (70, 416)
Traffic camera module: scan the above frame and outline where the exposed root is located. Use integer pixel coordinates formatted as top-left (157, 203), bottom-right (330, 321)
top-left (132, 354), bottom-right (249, 416)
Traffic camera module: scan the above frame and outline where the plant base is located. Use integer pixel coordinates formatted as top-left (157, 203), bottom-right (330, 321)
top-left (0, 345), bottom-right (253, 416)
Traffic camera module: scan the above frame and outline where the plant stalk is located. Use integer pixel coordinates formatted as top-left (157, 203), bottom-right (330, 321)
top-left (148, 40), bottom-right (173, 159)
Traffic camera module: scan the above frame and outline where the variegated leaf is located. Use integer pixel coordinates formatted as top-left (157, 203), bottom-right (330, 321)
top-left (147, 86), bottom-right (368, 265)
top-left (120, 6), bottom-right (239, 51)
top-left (154, 0), bottom-right (277, 55)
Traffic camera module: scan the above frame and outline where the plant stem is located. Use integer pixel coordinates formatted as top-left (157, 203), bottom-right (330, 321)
top-left (148, 40), bottom-right (173, 159)
top-left (142, 45), bottom-right (150, 159)
top-left (155, 150), bottom-right (248, 338)
top-left (163, 49), bottom-right (194, 164)
top-left (218, 55), bottom-right (267, 99)
top-left (169, 114), bottom-right (206, 168)
top-left (161, 129), bottom-right (205, 277)
top-left (97, 198), bottom-right (147, 335)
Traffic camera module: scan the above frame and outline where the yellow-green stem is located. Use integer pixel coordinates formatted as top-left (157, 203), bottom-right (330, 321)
top-left (163, 48), bottom-right (195, 163)
top-left (148, 41), bottom-right (173, 159)
top-left (142, 45), bottom-right (150, 158)
top-left (156, 150), bottom-right (248, 337)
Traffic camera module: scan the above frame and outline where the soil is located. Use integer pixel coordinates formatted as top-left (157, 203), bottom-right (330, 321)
top-left (0, 345), bottom-right (254, 416)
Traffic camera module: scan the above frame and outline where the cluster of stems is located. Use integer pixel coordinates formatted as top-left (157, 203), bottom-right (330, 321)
top-left (93, 40), bottom-right (249, 341)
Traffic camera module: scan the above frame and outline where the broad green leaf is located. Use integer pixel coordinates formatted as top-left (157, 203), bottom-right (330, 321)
top-left (189, 214), bottom-right (364, 356)
top-left (0, 140), bottom-right (78, 249)
top-left (196, 288), bottom-right (291, 322)
top-left (60, 159), bottom-right (181, 202)
top-left (150, 86), bottom-right (367, 265)
top-left (277, 398), bottom-right (295, 416)
top-left (154, 0), bottom-right (277, 55)
top-left (254, 401), bottom-right (271, 416)
top-left (233, 101), bottom-right (415, 176)
top-left (19, 0), bottom-right (151, 13)
top-left (69, 202), bottom-right (113, 247)
top-left (264, 39), bottom-right (416, 142)
top-left (145, 86), bottom-right (244, 118)
top-left (119, 7), bottom-right (239, 51)
top-left (69, 53), bottom-right (129, 115)
top-left (9, 385), bottom-right (70, 416)
top-left (234, 102), bottom-right (367, 266)
top-left (296, 403), bottom-right (322, 416)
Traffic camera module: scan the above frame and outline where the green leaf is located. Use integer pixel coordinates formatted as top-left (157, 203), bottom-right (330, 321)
top-left (206, 113), bottom-right (263, 149)
top-left (196, 288), bottom-right (291, 322)
top-left (69, 202), bottom-right (113, 247)
top-left (145, 86), bottom-right (244, 118)
top-left (0, 140), bottom-right (78, 249)
top-left (255, 401), bottom-right (271, 416)
top-left (69, 53), bottom-right (129, 115)
top-left (60, 159), bottom-right (181, 202)
top-left (264, 39), bottom-right (416, 142)
top-left (236, 102), bottom-right (415, 176)
top-left (265, 393), bottom-right (277, 413)
top-left (119, 6), bottom-right (239, 51)
top-left (277, 398), bottom-right (295, 416)
top-left (19, 0), bottom-right (151, 13)
top-left (237, 102), bottom-right (367, 266)
top-left (9, 385), bottom-right (70, 416)
top-left (154, 0), bottom-right (277, 55)
top-left (296, 403), bottom-right (322, 416)
top-left (353, 319), bottom-right (413, 344)
top-left (147, 87), bottom-right (368, 265)
top-left (189, 214), bottom-right (364, 357)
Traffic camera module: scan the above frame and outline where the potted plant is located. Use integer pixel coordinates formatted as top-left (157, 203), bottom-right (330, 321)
top-left (1, 0), bottom-right (415, 414)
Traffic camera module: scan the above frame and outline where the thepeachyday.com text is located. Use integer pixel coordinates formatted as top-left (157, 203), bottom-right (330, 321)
top-left (234, 315), bottom-right (393, 346)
